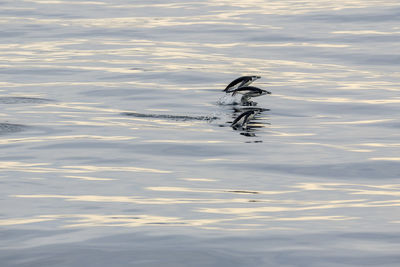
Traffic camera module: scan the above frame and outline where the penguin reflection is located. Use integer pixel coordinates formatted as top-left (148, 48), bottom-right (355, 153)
top-left (230, 107), bottom-right (269, 136)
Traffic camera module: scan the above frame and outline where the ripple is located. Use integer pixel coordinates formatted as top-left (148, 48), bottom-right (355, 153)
top-left (0, 96), bottom-right (52, 104)
top-left (0, 123), bottom-right (27, 135)
top-left (0, 161), bottom-right (171, 174)
top-left (122, 112), bottom-right (219, 121)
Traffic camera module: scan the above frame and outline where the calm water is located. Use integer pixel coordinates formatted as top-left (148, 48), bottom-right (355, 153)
top-left (1, 0), bottom-right (400, 266)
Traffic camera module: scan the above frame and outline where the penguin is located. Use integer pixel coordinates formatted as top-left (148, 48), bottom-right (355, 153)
top-left (230, 86), bottom-right (271, 105)
top-left (224, 76), bottom-right (261, 93)
top-left (231, 86), bottom-right (271, 97)
top-left (233, 107), bottom-right (270, 113)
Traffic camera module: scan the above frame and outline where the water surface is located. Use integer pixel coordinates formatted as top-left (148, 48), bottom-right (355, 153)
top-left (1, 0), bottom-right (400, 266)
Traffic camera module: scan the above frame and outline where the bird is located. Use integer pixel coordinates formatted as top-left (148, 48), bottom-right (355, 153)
top-left (233, 107), bottom-right (270, 113)
top-left (230, 86), bottom-right (271, 105)
top-left (231, 109), bottom-right (259, 130)
top-left (224, 76), bottom-right (261, 93)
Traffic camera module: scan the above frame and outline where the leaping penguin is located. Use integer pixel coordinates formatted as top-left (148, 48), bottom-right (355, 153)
top-left (231, 86), bottom-right (271, 105)
top-left (224, 76), bottom-right (261, 93)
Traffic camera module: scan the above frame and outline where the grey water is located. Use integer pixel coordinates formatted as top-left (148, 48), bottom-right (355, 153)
top-left (1, 0), bottom-right (400, 266)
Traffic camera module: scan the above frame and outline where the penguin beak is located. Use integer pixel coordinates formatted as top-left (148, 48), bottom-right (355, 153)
top-left (260, 90), bottom-right (271, 95)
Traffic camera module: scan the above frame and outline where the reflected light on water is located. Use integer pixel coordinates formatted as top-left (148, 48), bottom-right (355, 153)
top-left (180, 177), bottom-right (218, 182)
top-left (267, 131), bottom-right (315, 137)
top-left (289, 142), bottom-right (373, 153)
top-left (145, 140), bottom-right (226, 144)
top-left (0, 161), bottom-right (171, 174)
top-left (63, 165), bottom-right (171, 174)
top-left (0, 217), bottom-right (55, 226)
top-left (0, 213), bottom-right (358, 228)
top-left (275, 94), bottom-right (400, 104)
top-left (293, 182), bottom-right (400, 196)
top-left (17, 0), bottom-right (399, 16)
top-left (321, 119), bottom-right (395, 125)
top-left (0, 135), bottom-right (137, 145)
top-left (65, 175), bottom-right (116, 181)
top-left (7, 178), bottom-right (400, 231)
top-left (197, 158), bottom-right (247, 162)
top-left (1, 0), bottom-right (400, 241)
top-left (369, 157), bottom-right (400, 161)
top-left (333, 30), bottom-right (400, 35)
top-left (361, 143), bottom-right (400, 148)
top-left (146, 186), bottom-right (296, 195)
top-left (12, 194), bottom-right (276, 205)
top-left (22, 1), bottom-right (106, 5)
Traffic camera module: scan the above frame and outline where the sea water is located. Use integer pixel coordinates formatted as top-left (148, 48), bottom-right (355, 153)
top-left (1, 0), bottom-right (400, 266)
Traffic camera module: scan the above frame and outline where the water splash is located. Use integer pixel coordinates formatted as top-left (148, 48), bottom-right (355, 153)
top-left (217, 94), bottom-right (239, 105)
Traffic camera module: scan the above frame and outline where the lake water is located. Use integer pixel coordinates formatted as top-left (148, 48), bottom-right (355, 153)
top-left (1, 0), bottom-right (400, 266)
